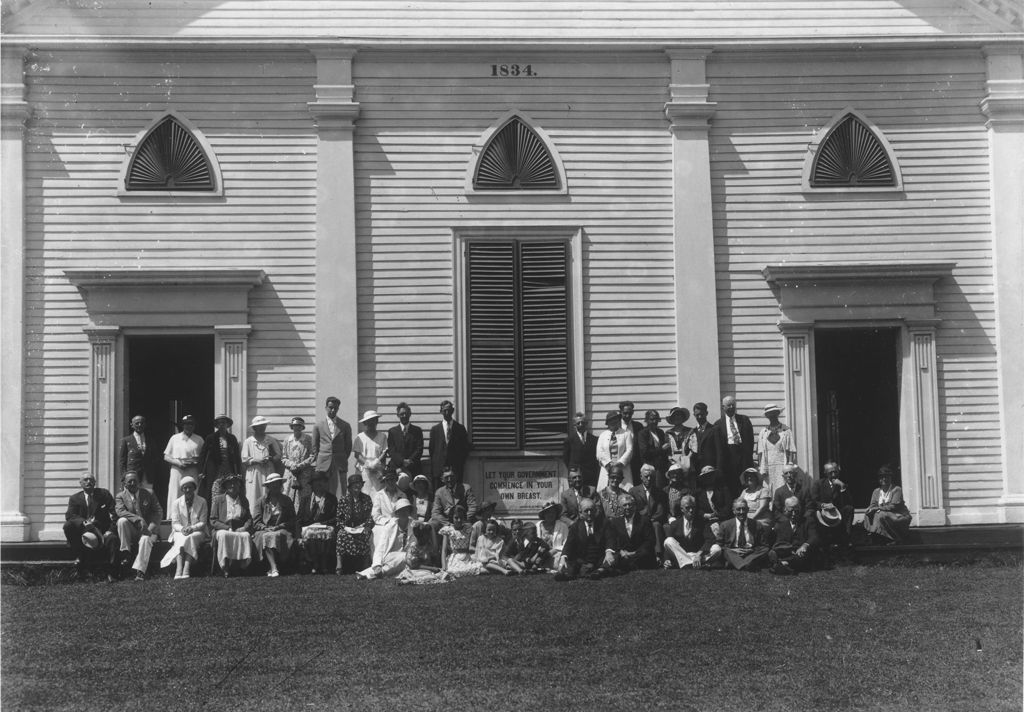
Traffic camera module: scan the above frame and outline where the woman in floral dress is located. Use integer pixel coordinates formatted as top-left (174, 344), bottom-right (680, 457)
top-left (335, 473), bottom-right (374, 574)
top-left (439, 505), bottom-right (482, 577)
top-left (241, 415), bottom-right (282, 509)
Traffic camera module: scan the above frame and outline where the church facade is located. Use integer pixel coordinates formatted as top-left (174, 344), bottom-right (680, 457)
top-left (1, 0), bottom-right (1021, 541)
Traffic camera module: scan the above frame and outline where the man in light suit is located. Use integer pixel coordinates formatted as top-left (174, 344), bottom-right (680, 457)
top-left (712, 395), bottom-right (755, 500)
top-left (115, 471), bottom-right (163, 580)
top-left (430, 468), bottom-right (477, 529)
top-left (387, 402), bottom-right (424, 477)
top-left (119, 414), bottom-right (159, 500)
top-left (428, 400), bottom-right (470, 489)
top-left (312, 396), bottom-right (352, 498)
top-left (63, 473), bottom-right (119, 580)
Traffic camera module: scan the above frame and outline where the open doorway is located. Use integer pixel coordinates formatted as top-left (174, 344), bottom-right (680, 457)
top-left (126, 335), bottom-right (215, 509)
top-left (814, 328), bottom-right (901, 507)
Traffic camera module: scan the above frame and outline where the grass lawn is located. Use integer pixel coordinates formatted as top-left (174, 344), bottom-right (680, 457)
top-left (2, 565), bottom-right (1021, 712)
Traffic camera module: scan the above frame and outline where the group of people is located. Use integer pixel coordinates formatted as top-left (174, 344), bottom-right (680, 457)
top-left (64, 395), bottom-right (911, 582)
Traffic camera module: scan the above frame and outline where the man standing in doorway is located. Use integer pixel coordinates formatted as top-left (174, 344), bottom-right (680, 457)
top-left (119, 415), bottom-right (158, 500)
top-left (713, 395), bottom-right (754, 499)
top-left (428, 400), bottom-right (470, 489)
top-left (312, 396), bottom-right (353, 498)
top-left (387, 402), bottom-right (424, 478)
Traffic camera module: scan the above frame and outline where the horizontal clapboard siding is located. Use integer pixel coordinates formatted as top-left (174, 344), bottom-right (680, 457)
top-left (353, 52), bottom-right (678, 446)
top-left (6, 0), bottom-right (1006, 37)
top-left (22, 51), bottom-right (319, 537)
top-left (707, 51), bottom-right (999, 514)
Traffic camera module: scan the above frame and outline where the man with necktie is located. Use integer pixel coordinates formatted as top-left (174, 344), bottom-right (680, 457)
top-left (662, 495), bottom-right (707, 568)
top-left (312, 396), bottom-right (353, 499)
top-left (119, 414), bottom-right (159, 501)
top-left (558, 498), bottom-right (616, 580)
top-left (428, 400), bottom-right (470, 489)
top-left (387, 402), bottom-right (424, 477)
top-left (707, 498), bottom-right (770, 571)
top-left (561, 411), bottom-right (600, 490)
top-left (559, 467), bottom-right (596, 524)
top-left (115, 471), bottom-right (163, 580)
top-left (712, 395), bottom-right (755, 500)
top-left (63, 472), bottom-right (119, 581)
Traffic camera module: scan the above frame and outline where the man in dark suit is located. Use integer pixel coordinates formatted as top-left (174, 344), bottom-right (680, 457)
top-left (769, 495), bottom-right (825, 574)
top-left (771, 464), bottom-right (809, 519)
top-left (114, 471), bottom-right (163, 580)
top-left (619, 400), bottom-right (644, 490)
top-left (387, 402), bottom-right (424, 477)
top-left (561, 411), bottom-right (600, 490)
top-left (119, 414), bottom-right (159, 500)
top-left (560, 467), bottom-right (596, 524)
top-left (712, 395), bottom-right (755, 499)
top-left (558, 498), bottom-right (617, 580)
top-left (63, 473), bottom-right (119, 580)
top-left (630, 464), bottom-right (668, 561)
top-left (662, 494), bottom-right (707, 568)
top-left (605, 493), bottom-right (657, 571)
top-left (428, 400), bottom-right (470, 489)
top-left (685, 402), bottom-right (717, 473)
top-left (810, 461), bottom-right (855, 551)
top-left (429, 467), bottom-right (478, 529)
top-left (312, 396), bottom-right (353, 498)
top-left (708, 498), bottom-right (770, 571)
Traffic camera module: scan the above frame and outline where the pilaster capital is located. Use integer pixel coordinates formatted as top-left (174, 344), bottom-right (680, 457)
top-left (981, 45), bottom-right (1024, 128)
top-left (1, 47), bottom-right (30, 130)
top-left (83, 325), bottom-right (120, 343)
top-left (308, 47), bottom-right (360, 127)
top-left (213, 324), bottom-right (252, 340)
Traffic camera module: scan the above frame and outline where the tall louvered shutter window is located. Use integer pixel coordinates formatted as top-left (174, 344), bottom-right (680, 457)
top-left (126, 116), bottom-right (215, 191)
top-left (467, 240), bottom-right (571, 450)
top-left (811, 114), bottom-right (896, 188)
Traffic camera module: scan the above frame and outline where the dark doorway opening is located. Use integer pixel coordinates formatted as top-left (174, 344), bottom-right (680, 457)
top-left (814, 328), bottom-right (901, 507)
top-left (126, 335), bottom-right (215, 510)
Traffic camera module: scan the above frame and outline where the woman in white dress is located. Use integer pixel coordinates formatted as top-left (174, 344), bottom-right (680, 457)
top-left (160, 476), bottom-right (209, 579)
top-left (162, 414), bottom-right (204, 515)
top-left (757, 404), bottom-right (796, 497)
top-left (535, 501), bottom-right (569, 572)
top-left (353, 410), bottom-right (388, 494)
top-left (241, 415), bottom-right (282, 508)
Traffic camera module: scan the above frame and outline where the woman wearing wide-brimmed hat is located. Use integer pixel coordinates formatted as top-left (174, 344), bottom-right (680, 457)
top-left (757, 404), bottom-right (795, 497)
top-left (197, 414), bottom-right (243, 504)
top-left (210, 475), bottom-right (253, 576)
top-left (160, 476), bottom-right (210, 580)
top-left (251, 473), bottom-right (296, 577)
top-left (536, 500), bottom-right (569, 572)
top-left (354, 410), bottom-right (389, 494)
top-left (242, 415), bottom-right (283, 508)
top-left (665, 407), bottom-right (693, 472)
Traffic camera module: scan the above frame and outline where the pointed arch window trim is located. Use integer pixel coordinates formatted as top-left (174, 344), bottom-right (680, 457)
top-left (118, 111), bottom-right (224, 198)
top-left (802, 107), bottom-right (903, 194)
top-left (465, 111), bottom-right (568, 197)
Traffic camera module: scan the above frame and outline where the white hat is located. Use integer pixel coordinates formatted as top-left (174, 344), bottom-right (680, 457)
top-left (359, 410), bottom-right (381, 423)
top-left (763, 404), bottom-right (783, 415)
top-left (263, 472), bottom-right (286, 486)
top-left (179, 476), bottom-right (198, 489)
top-left (81, 531), bottom-right (101, 550)
top-left (250, 415), bottom-right (271, 427)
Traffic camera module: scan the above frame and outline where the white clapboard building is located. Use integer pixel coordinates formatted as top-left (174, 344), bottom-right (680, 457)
top-left (1, 1), bottom-right (1022, 541)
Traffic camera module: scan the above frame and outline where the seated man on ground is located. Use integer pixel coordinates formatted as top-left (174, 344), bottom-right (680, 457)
top-left (115, 471), bottom-right (163, 580)
top-left (706, 498), bottom-right (771, 571)
top-left (662, 495), bottom-right (707, 569)
top-left (558, 498), bottom-right (616, 580)
top-left (605, 493), bottom-right (657, 572)
top-left (64, 472), bottom-right (119, 581)
top-left (769, 496), bottom-right (825, 575)
top-left (811, 461), bottom-right (855, 551)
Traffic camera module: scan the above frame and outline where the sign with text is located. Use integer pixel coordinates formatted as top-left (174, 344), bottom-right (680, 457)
top-left (481, 459), bottom-right (561, 516)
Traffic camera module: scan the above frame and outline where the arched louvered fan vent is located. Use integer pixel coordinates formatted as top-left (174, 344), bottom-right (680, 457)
top-left (126, 116), bottom-right (215, 191)
top-left (474, 118), bottom-right (558, 190)
top-left (811, 114), bottom-right (896, 188)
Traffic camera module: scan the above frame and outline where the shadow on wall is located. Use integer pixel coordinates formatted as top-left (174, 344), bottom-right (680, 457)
top-left (248, 275), bottom-right (314, 371)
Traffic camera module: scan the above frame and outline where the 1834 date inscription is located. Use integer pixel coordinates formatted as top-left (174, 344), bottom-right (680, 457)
top-left (490, 64), bottom-right (537, 77)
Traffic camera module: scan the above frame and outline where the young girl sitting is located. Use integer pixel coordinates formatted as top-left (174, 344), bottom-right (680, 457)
top-left (439, 505), bottom-right (483, 578)
top-left (474, 518), bottom-right (515, 575)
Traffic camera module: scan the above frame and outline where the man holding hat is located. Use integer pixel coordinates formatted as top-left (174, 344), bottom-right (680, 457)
top-left (163, 414), bottom-right (204, 516)
top-left (63, 473), bottom-right (119, 580)
top-left (769, 495), bottom-right (825, 574)
top-left (562, 412), bottom-right (600, 490)
top-left (115, 471), bottom-right (163, 580)
top-left (312, 396), bottom-right (353, 499)
top-left (596, 410), bottom-right (633, 491)
top-left (198, 414), bottom-right (243, 504)
top-left (810, 461), bottom-right (854, 554)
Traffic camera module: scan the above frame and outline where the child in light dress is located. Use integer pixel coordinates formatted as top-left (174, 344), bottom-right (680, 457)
top-left (439, 505), bottom-right (483, 578)
top-left (473, 519), bottom-right (515, 575)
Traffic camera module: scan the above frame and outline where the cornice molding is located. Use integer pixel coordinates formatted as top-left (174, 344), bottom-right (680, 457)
top-left (65, 267), bottom-right (266, 289)
top-left (763, 262), bottom-right (955, 285)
